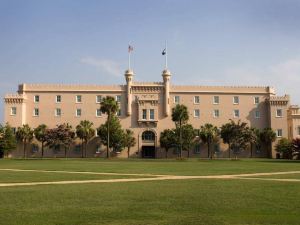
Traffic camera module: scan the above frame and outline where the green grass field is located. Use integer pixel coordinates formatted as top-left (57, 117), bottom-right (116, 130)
top-left (0, 159), bottom-right (299, 225)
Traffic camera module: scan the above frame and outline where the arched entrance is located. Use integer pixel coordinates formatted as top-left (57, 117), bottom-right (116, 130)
top-left (141, 130), bottom-right (156, 158)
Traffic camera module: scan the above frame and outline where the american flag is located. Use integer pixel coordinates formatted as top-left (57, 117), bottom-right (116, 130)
top-left (128, 45), bottom-right (133, 52)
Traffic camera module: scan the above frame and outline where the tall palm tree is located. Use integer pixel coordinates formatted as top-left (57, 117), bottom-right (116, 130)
top-left (16, 124), bottom-right (34, 158)
top-left (260, 128), bottom-right (276, 158)
top-left (171, 104), bottom-right (189, 158)
top-left (76, 120), bottom-right (95, 158)
top-left (34, 124), bottom-right (48, 158)
top-left (100, 96), bottom-right (119, 158)
top-left (199, 123), bottom-right (219, 159)
top-left (123, 129), bottom-right (136, 158)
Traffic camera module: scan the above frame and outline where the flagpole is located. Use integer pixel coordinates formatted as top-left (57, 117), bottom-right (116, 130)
top-left (128, 46), bottom-right (131, 70)
top-left (165, 40), bottom-right (168, 70)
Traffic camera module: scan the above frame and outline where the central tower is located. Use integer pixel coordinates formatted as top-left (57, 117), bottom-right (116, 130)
top-left (162, 69), bottom-right (171, 116)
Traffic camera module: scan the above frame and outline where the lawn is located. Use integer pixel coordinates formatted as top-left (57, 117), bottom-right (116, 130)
top-left (0, 159), bottom-right (299, 225)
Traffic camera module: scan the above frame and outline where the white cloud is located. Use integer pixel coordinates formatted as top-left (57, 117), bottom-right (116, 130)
top-left (80, 57), bottom-right (121, 77)
top-left (208, 58), bottom-right (300, 105)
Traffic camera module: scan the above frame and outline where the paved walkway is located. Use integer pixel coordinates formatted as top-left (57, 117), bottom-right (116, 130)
top-left (0, 169), bottom-right (300, 187)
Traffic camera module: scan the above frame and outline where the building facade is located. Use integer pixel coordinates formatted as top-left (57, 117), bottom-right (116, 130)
top-left (3, 69), bottom-right (300, 158)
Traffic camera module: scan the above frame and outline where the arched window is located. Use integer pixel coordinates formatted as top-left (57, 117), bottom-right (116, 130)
top-left (142, 131), bottom-right (155, 141)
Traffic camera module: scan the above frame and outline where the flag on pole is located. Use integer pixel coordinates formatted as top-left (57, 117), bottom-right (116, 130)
top-left (128, 45), bottom-right (133, 52)
top-left (162, 48), bottom-right (166, 55)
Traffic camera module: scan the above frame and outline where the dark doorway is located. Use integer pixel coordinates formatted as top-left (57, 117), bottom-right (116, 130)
top-left (142, 146), bottom-right (155, 158)
top-left (0, 151), bottom-right (3, 158)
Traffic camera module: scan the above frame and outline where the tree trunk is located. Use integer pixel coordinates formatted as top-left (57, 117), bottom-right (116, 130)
top-left (81, 139), bottom-right (84, 158)
top-left (228, 143), bottom-right (231, 158)
top-left (107, 114), bottom-right (110, 158)
top-left (84, 141), bottom-right (87, 158)
top-left (65, 147), bottom-right (67, 158)
top-left (250, 143), bottom-right (253, 158)
top-left (207, 142), bottom-right (210, 158)
top-left (165, 149), bottom-right (168, 158)
top-left (210, 142), bottom-right (213, 160)
top-left (179, 120), bottom-right (182, 158)
top-left (23, 141), bottom-right (26, 158)
top-left (187, 149), bottom-right (190, 158)
top-left (41, 142), bottom-right (44, 158)
top-left (127, 147), bottom-right (130, 158)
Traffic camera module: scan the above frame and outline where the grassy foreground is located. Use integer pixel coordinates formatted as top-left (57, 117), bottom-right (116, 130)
top-left (0, 159), bottom-right (299, 225)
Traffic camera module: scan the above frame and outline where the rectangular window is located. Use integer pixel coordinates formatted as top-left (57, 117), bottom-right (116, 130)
top-left (56, 95), bottom-right (61, 103)
top-left (233, 96), bottom-right (239, 104)
top-left (116, 95), bottom-right (121, 103)
top-left (174, 96), bottom-right (180, 104)
top-left (150, 109), bottom-right (155, 120)
top-left (142, 109), bottom-right (147, 120)
top-left (194, 96), bottom-right (200, 104)
top-left (34, 95), bottom-right (39, 103)
top-left (213, 109), bottom-right (219, 118)
top-left (11, 107), bottom-right (17, 116)
top-left (55, 108), bottom-right (61, 117)
top-left (33, 108), bottom-right (39, 117)
top-left (254, 97), bottom-right (259, 104)
top-left (194, 144), bottom-right (200, 154)
top-left (255, 110), bottom-right (260, 119)
top-left (276, 109), bottom-right (283, 117)
top-left (117, 109), bottom-right (121, 117)
top-left (234, 109), bottom-right (240, 118)
top-left (276, 129), bottom-right (283, 137)
top-left (76, 95), bottom-right (82, 103)
top-left (96, 109), bottom-right (102, 117)
top-left (96, 95), bottom-right (102, 103)
top-left (76, 109), bottom-right (82, 117)
top-left (194, 109), bottom-right (200, 118)
top-left (213, 96), bottom-right (219, 104)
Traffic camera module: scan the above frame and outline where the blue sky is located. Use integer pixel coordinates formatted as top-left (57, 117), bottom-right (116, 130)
top-left (1, 0), bottom-right (300, 122)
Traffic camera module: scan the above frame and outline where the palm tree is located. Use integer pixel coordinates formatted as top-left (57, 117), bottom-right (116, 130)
top-left (171, 104), bottom-right (189, 158)
top-left (260, 128), bottom-right (276, 158)
top-left (199, 123), bottom-right (219, 159)
top-left (249, 128), bottom-right (261, 158)
top-left (160, 129), bottom-right (176, 158)
top-left (123, 129), bottom-right (136, 158)
top-left (16, 124), bottom-right (34, 158)
top-left (100, 96), bottom-right (119, 158)
top-left (76, 120), bottom-right (95, 158)
top-left (34, 124), bottom-right (48, 158)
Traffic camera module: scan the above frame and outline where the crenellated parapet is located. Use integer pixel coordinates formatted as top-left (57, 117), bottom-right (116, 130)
top-left (267, 95), bottom-right (290, 106)
top-left (4, 94), bottom-right (26, 104)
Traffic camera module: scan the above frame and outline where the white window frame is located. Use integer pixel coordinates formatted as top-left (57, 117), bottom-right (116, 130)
top-left (10, 107), bottom-right (17, 116)
top-left (116, 109), bottom-right (121, 117)
top-left (194, 109), bottom-right (200, 118)
top-left (56, 95), bottom-right (61, 103)
top-left (33, 108), bottom-right (39, 117)
top-left (149, 109), bottom-right (155, 120)
top-left (96, 95), bottom-right (102, 103)
top-left (233, 96), bottom-right (239, 105)
top-left (96, 109), bottom-right (102, 117)
top-left (116, 95), bottom-right (121, 103)
top-left (254, 96), bottom-right (259, 105)
top-left (213, 109), bottom-right (219, 118)
top-left (276, 129), bottom-right (283, 137)
top-left (55, 108), bottom-right (61, 117)
top-left (233, 109), bottom-right (240, 118)
top-left (174, 96), bottom-right (180, 104)
top-left (194, 96), bottom-right (200, 104)
top-left (276, 109), bottom-right (283, 118)
top-left (76, 95), bottom-right (82, 103)
top-left (34, 95), bottom-right (39, 103)
top-left (213, 96), bottom-right (219, 104)
top-left (76, 109), bottom-right (82, 117)
top-left (142, 109), bottom-right (147, 120)
top-left (255, 110), bottom-right (260, 119)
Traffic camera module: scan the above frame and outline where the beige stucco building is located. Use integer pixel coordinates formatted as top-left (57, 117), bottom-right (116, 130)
top-left (3, 69), bottom-right (300, 158)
